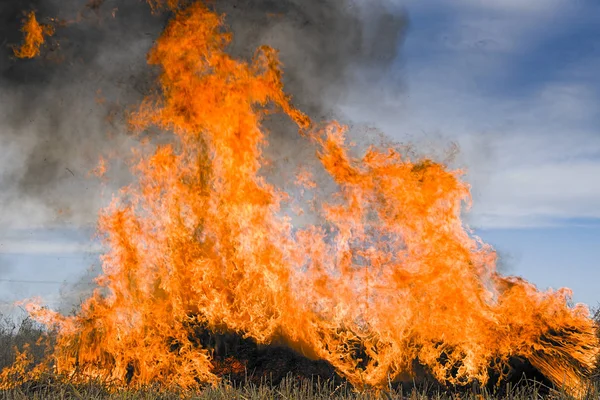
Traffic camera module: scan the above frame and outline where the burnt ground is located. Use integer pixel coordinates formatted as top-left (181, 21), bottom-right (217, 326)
top-left (189, 327), bottom-right (554, 396)
top-left (188, 327), bottom-right (341, 387)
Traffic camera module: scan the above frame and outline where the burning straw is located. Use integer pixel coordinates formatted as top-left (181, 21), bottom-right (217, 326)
top-left (1, 1), bottom-right (598, 398)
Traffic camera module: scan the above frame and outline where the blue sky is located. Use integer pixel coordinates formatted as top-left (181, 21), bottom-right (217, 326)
top-left (1, 0), bottom-right (599, 315)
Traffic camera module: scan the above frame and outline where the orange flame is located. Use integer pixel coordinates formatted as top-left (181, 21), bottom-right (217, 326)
top-left (13, 12), bottom-right (55, 59)
top-left (3, 2), bottom-right (598, 398)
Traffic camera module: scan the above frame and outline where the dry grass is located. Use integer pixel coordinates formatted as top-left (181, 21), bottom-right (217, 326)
top-left (0, 311), bottom-right (598, 400)
top-left (0, 314), bottom-right (48, 373)
top-left (1, 377), bottom-right (599, 400)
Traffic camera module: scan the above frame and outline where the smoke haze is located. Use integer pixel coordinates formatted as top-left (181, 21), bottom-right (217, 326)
top-left (0, 0), bottom-right (407, 230)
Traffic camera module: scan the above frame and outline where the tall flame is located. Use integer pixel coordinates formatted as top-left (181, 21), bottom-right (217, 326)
top-left (2, 2), bottom-right (598, 398)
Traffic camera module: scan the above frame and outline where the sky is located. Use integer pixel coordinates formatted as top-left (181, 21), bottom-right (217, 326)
top-left (343, 0), bottom-right (600, 305)
top-left (1, 0), bottom-right (599, 316)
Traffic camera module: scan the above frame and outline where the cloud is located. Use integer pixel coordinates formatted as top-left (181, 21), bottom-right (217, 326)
top-left (0, 240), bottom-right (103, 255)
top-left (342, 0), bottom-right (600, 229)
top-left (452, 0), bottom-right (564, 14)
top-left (0, 228), bottom-right (102, 255)
top-left (475, 160), bottom-right (600, 226)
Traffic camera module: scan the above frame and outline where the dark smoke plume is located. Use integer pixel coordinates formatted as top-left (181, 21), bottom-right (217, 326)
top-left (0, 0), bottom-right (164, 228)
top-left (0, 0), bottom-right (407, 229)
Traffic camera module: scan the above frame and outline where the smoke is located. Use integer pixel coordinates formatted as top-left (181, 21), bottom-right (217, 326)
top-left (0, 0), bottom-right (407, 230)
top-left (214, 0), bottom-right (407, 117)
top-left (213, 0), bottom-right (409, 210)
top-left (0, 0), bottom-right (163, 228)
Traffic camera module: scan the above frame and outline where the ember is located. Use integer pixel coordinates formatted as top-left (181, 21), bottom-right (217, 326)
top-left (13, 11), bottom-right (54, 59)
top-left (1, 1), bottom-right (598, 398)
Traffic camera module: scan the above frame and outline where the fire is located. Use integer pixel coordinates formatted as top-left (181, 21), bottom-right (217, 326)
top-left (13, 11), bottom-right (55, 59)
top-left (2, 1), bottom-right (598, 398)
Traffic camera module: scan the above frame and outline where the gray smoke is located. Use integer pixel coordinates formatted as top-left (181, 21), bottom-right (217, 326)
top-left (216, 0), bottom-right (407, 117)
top-left (215, 0), bottom-right (409, 204)
top-left (0, 0), bottom-right (164, 228)
top-left (0, 0), bottom-right (407, 229)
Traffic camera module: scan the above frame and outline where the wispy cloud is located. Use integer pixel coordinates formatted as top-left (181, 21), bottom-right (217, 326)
top-left (0, 228), bottom-right (102, 255)
top-left (452, 0), bottom-right (565, 14)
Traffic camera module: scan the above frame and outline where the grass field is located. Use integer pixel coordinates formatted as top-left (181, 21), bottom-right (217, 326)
top-left (1, 376), bottom-right (599, 400)
top-left (0, 311), bottom-right (598, 399)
